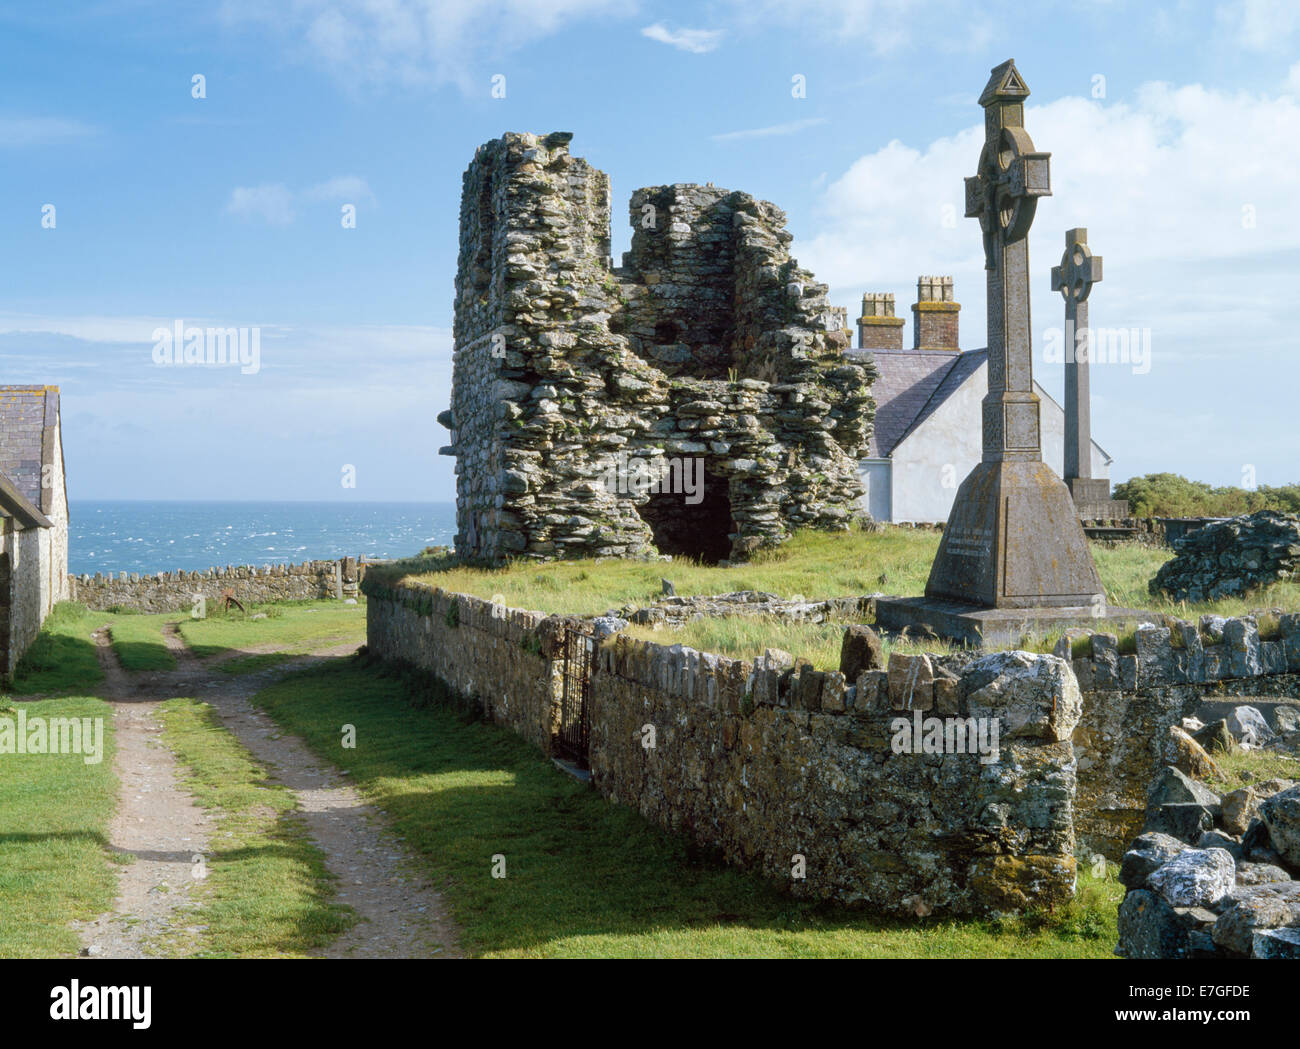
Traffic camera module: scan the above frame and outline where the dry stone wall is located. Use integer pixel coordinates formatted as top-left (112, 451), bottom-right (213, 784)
top-left (71, 557), bottom-right (363, 613)
top-left (1063, 614), bottom-right (1300, 858)
top-left (365, 584), bottom-right (561, 754)
top-left (364, 583), bottom-right (1080, 914)
top-left (440, 132), bottom-right (874, 565)
top-left (1151, 510), bottom-right (1300, 602)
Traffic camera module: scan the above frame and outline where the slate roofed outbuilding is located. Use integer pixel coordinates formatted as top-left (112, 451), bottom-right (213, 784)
top-left (846, 346), bottom-right (1113, 466)
top-left (845, 348), bottom-right (967, 458)
top-left (0, 385), bottom-right (65, 523)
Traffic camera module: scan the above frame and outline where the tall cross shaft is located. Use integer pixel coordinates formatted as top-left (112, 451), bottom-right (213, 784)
top-left (1051, 228), bottom-right (1103, 484)
top-left (964, 59), bottom-right (1052, 464)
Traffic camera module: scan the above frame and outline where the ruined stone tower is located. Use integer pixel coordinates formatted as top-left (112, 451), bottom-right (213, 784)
top-left (438, 131), bottom-right (876, 563)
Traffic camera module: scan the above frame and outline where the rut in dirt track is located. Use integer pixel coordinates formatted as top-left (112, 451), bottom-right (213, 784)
top-left (76, 622), bottom-right (461, 959)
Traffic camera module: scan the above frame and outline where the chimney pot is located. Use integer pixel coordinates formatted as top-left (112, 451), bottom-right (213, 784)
top-left (912, 275), bottom-right (960, 350)
top-left (857, 292), bottom-right (905, 350)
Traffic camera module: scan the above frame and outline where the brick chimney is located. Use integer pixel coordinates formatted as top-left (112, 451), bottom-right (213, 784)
top-left (856, 293), bottom-right (905, 350)
top-left (912, 275), bottom-right (960, 351)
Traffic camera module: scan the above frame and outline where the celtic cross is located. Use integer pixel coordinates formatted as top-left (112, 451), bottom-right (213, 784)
top-left (916, 59), bottom-right (1106, 614)
top-left (1051, 228), bottom-right (1103, 487)
top-left (964, 59), bottom-right (1051, 463)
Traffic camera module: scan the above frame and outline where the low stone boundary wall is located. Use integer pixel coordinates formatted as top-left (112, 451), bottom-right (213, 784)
top-left (365, 584), bottom-right (562, 755)
top-left (70, 557), bottom-right (364, 613)
top-left (591, 641), bottom-right (1079, 913)
top-left (364, 582), bottom-right (1081, 914)
top-left (624, 591), bottom-right (871, 627)
top-left (1065, 614), bottom-right (1300, 858)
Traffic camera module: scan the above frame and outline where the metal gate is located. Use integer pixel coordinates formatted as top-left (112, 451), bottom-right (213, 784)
top-left (554, 626), bottom-right (594, 768)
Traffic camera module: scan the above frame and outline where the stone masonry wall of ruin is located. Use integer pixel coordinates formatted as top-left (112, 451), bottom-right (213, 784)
top-left (439, 132), bottom-right (875, 564)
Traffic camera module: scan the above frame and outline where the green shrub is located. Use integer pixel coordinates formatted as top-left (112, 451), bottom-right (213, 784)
top-left (1113, 472), bottom-right (1300, 518)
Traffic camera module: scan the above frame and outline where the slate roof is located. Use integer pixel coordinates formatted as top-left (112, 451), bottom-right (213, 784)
top-left (846, 347), bottom-right (1113, 464)
top-left (846, 348), bottom-right (968, 457)
top-left (0, 385), bottom-right (62, 527)
top-left (894, 348), bottom-right (988, 451)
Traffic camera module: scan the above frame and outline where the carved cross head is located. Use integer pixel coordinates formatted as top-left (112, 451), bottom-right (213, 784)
top-left (964, 60), bottom-right (1051, 270)
top-left (1051, 227), bottom-right (1103, 302)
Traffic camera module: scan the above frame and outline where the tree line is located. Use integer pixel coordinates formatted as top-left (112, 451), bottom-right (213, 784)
top-left (1113, 473), bottom-right (1300, 519)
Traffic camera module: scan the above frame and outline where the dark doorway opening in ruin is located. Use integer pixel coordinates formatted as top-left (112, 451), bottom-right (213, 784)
top-left (636, 463), bottom-right (733, 564)
top-left (0, 553), bottom-right (11, 679)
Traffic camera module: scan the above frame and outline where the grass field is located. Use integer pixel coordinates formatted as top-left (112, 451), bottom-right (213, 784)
top-left (9, 523), bottom-right (1291, 959)
top-left (178, 600), bottom-right (366, 660)
top-left (154, 698), bottom-right (355, 957)
top-left (0, 696), bottom-right (118, 958)
top-left (253, 658), bottom-right (1123, 958)
top-left (367, 528), bottom-right (939, 615)
top-left (101, 611), bottom-right (177, 672)
top-left (369, 526), bottom-right (1300, 622)
top-left (370, 527), bottom-right (1300, 671)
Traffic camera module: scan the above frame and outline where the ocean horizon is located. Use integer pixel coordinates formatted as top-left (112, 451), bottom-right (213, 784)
top-left (69, 500), bottom-right (457, 577)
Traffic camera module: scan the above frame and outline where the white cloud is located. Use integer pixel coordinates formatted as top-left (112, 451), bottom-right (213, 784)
top-left (226, 183), bottom-right (296, 225)
top-left (25, 321), bottom-right (456, 501)
top-left (641, 22), bottom-right (723, 53)
top-left (797, 78), bottom-right (1300, 485)
top-left (800, 81), bottom-right (1300, 290)
top-left (302, 175), bottom-right (375, 202)
top-left (1217, 0), bottom-right (1300, 50)
top-left (1288, 62), bottom-right (1300, 95)
top-left (0, 116), bottom-right (98, 147)
top-left (712, 117), bottom-right (829, 142)
top-left (226, 176), bottom-right (374, 224)
top-left (719, 0), bottom-right (971, 56)
top-left (219, 0), bottom-right (635, 93)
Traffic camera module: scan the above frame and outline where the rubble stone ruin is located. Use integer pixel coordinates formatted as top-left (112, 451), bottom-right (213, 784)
top-left (439, 131), bottom-right (875, 563)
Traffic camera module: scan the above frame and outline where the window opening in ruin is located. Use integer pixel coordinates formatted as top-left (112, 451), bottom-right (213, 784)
top-left (470, 172), bottom-right (494, 297)
top-left (635, 463), bottom-right (733, 564)
top-left (654, 321), bottom-right (678, 345)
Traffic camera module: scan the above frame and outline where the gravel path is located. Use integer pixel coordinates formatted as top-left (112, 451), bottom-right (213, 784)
top-left (73, 629), bottom-right (215, 958)
top-left (75, 621), bottom-right (460, 959)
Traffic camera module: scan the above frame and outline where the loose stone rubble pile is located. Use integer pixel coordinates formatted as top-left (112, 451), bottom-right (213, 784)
top-left (1116, 702), bottom-right (1300, 958)
top-left (1151, 510), bottom-right (1300, 603)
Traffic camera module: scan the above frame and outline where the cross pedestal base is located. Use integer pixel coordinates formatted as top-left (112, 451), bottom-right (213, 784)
top-left (925, 459), bottom-right (1104, 608)
top-left (873, 596), bottom-right (1150, 648)
top-left (1067, 478), bottom-right (1112, 505)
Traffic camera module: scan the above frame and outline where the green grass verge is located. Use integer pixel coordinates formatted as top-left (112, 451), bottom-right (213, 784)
top-left (367, 527), bottom-right (939, 615)
top-left (101, 612), bottom-right (177, 673)
top-left (154, 697), bottom-right (356, 957)
top-left (614, 541), bottom-right (1300, 670)
top-left (253, 658), bottom-right (1122, 958)
top-left (11, 603), bottom-right (106, 695)
top-left (1205, 747), bottom-right (1300, 795)
top-left (0, 696), bottom-right (118, 957)
top-left (178, 600), bottom-right (366, 660)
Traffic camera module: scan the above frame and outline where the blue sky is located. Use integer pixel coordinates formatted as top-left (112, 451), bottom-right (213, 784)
top-left (2, 0), bottom-right (1298, 501)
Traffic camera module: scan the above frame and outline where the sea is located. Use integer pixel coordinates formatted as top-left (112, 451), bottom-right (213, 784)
top-left (69, 501), bottom-right (458, 577)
